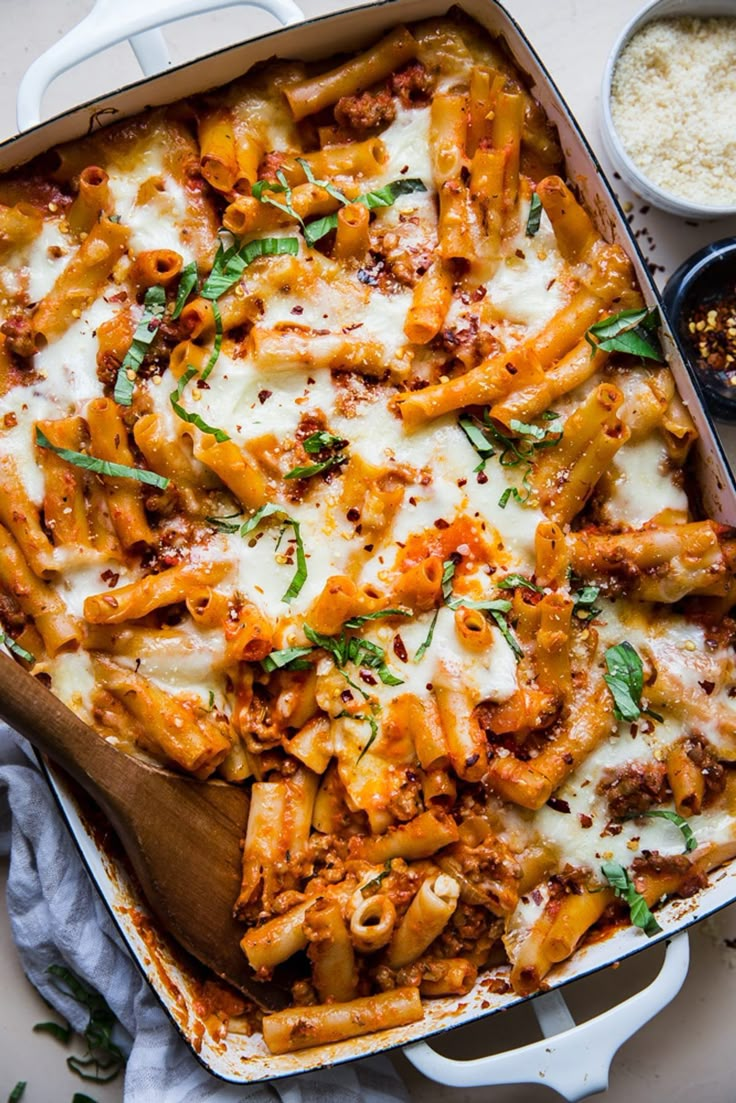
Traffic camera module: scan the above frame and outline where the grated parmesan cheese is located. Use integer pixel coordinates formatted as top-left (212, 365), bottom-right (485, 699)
top-left (610, 17), bottom-right (736, 206)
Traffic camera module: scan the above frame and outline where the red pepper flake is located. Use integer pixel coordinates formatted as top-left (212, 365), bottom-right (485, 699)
top-left (258, 389), bottom-right (272, 404)
top-left (546, 796), bottom-right (571, 813)
top-left (601, 821), bottom-right (623, 837)
top-left (685, 286), bottom-right (736, 374)
top-left (100, 568), bottom-right (120, 588)
top-left (579, 813), bottom-right (593, 828)
top-left (3, 412), bottom-right (17, 429)
top-left (699, 679), bottom-right (716, 695)
top-left (291, 305), bottom-right (303, 315)
top-left (434, 518), bottom-right (449, 530)
top-left (476, 470), bottom-right (488, 485)
top-left (346, 507), bottom-right (361, 523)
top-left (393, 634), bottom-right (408, 663)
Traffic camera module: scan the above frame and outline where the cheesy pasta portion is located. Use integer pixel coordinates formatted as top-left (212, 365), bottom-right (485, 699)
top-left (0, 10), bottom-right (734, 1054)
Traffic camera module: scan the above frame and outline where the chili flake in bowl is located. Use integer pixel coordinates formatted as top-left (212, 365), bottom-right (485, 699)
top-left (663, 238), bottom-right (736, 419)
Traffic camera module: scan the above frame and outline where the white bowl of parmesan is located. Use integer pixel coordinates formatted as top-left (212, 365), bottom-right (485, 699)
top-left (601, 0), bottom-right (736, 219)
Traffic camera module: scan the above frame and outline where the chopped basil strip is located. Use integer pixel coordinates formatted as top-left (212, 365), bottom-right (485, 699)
top-left (572, 584), bottom-right (602, 621)
top-left (361, 861), bottom-right (392, 895)
top-left (169, 366), bottom-right (229, 442)
top-left (304, 624), bottom-right (402, 687)
top-left (113, 285), bottom-right (166, 406)
top-left (441, 557), bottom-right (457, 603)
top-left (355, 712), bottom-right (380, 762)
top-left (604, 641), bottom-right (649, 722)
top-left (33, 1019), bottom-right (72, 1044)
top-left (585, 307), bottom-right (663, 362)
top-left (448, 597), bottom-right (513, 614)
top-left (171, 260), bottom-right (198, 319)
top-left (489, 608), bottom-right (524, 659)
top-left (414, 609), bottom-right (439, 662)
top-left (342, 608), bottom-right (410, 629)
top-left (242, 503), bottom-right (307, 602)
top-left (201, 299), bottom-right (223, 381)
top-left (8, 1084), bottom-right (26, 1103)
top-left (303, 431), bottom-right (347, 453)
top-left (509, 418), bottom-right (548, 441)
top-left (285, 430), bottom-right (348, 479)
top-left (253, 170), bottom-right (305, 226)
top-left (47, 964), bottom-right (125, 1083)
top-left (497, 574), bottom-right (543, 593)
top-left (640, 809), bottom-right (697, 853)
top-left (499, 486), bottom-right (525, 509)
top-left (458, 411), bottom-right (560, 503)
top-left (0, 631), bottom-right (34, 663)
top-left (36, 427), bottom-right (169, 490)
top-left (304, 178), bottom-right (426, 246)
top-left (261, 645), bottom-right (315, 672)
top-left (526, 192), bottom-right (543, 236)
top-left (72, 1095), bottom-right (101, 1103)
top-left (201, 236), bottom-right (299, 299)
top-left (297, 158), bottom-right (351, 205)
top-left (601, 861), bottom-right (662, 937)
top-left (285, 455), bottom-right (347, 479)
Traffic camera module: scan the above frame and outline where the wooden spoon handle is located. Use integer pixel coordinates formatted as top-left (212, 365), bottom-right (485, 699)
top-left (0, 652), bottom-right (116, 801)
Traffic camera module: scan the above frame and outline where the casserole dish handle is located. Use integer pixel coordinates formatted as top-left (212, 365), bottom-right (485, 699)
top-left (402, 931), bottom-right (689, 1102)
top-left (17, 0), bottom-right (305, 131)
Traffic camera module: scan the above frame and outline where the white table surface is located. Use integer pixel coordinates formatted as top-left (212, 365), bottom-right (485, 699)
top-left (2, 1), bottom-right (736, 1100)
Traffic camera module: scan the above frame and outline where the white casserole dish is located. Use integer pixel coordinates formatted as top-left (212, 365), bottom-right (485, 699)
top-left (5, 0), bottom-right (736, 1095)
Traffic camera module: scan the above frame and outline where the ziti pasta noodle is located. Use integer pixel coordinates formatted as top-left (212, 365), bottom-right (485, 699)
top-left (0, 9), bottom-right (733, 1055)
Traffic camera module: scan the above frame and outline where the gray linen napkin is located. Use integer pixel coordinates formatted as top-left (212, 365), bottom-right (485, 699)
top-left (0, 723), bottom-right (411, 1102)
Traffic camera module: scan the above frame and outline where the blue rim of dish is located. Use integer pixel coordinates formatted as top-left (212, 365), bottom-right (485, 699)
top-left (663, 238), bottom-right (736, 421)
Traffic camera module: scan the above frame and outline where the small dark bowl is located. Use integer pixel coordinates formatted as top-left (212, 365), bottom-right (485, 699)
top-left (663, 238), bottom-right (736, 421)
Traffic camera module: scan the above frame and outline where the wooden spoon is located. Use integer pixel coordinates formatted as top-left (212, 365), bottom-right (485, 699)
top-left (0, 653), bottom-right (286, 1010)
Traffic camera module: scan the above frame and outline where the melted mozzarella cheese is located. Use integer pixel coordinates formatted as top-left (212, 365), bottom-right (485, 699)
top-left (25, 221), bottom-right (75, 303)
top-left (603, 435), bottom-right (689, 526)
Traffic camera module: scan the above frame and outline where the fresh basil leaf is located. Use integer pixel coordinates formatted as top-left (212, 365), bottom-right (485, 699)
top-left (113, 285), bottom-right (166, 405)
top-left (414, 609), bottom-right (439, 662)
top-left (72, 1095), bottom-right (100, 1103)
top-left (303, 622), bottom-right (401, 686)
top-left (497, 574), bottom-right (543, 593)
top-left (603, 641), bottom-right (644, 722)
top-left (201, 236), bottom-right (299, 299)
top-left (33, 1019), bottom-right (72, 1044)
top-left (261, 645), bottom-right (315, 672)
top-left (526, 192), bottom-right (543, 236)
top-left (171, 261), bottom-right (198, 319)
top-left (169, 365), bottom-right (229, 442)
top-left (36, 427), bottom-right (169, 490)
top-left (304, 178), bottom-right (426, 245)
top-left (8, 1083), bottom-right (26, 1103)
top-left (572, 584), bottom-right (601, 621)
top-left (640, 809), bottom-right (697, 853)
top-left (586, 307), bottom-right (663, 362)
top-left (0, 631), bottom-right (34, 663)
top-left (601, 861), bottom-right (661, 936)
